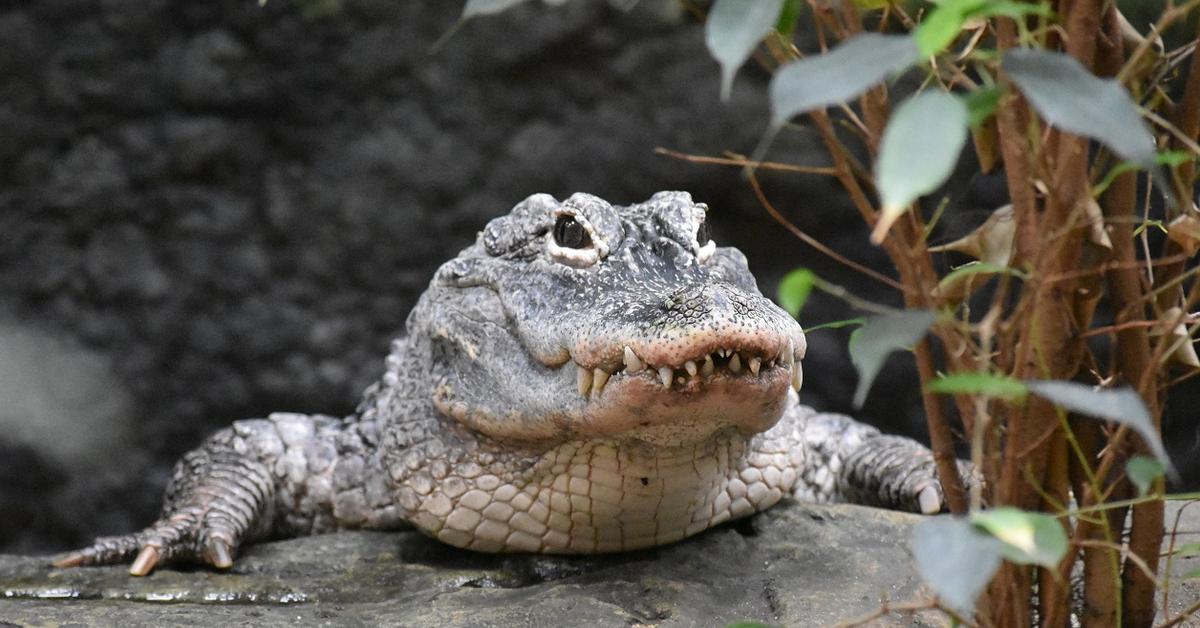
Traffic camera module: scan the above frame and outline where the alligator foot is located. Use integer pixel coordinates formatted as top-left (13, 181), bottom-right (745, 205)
top-left (53, 510), bottom-right (238, 576)
top-left (53, 448), bottom-right (274, 576)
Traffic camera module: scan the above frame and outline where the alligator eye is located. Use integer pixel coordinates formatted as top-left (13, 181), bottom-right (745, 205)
top-left (553, 215), bottom-right (592, 249)
top-left (696, 221), bottom-right (711, 247)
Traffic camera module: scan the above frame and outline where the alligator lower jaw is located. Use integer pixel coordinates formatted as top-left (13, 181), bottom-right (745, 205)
top-left (568, 367), bottom-right (792, 442)
top-left (551, 340), bottom-right (802, 440)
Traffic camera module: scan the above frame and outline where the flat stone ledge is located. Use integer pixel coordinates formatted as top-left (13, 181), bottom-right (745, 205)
top-left (1, 501), bottom-right (1197, 627)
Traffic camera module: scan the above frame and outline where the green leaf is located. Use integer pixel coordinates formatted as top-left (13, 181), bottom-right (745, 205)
top-left (913, 0), bottom-right (1050, 57)
top-left (1186, 568), bottom-right (1200, 580)
top-left (927, 372), bottom-right (1028, 400)
top-left (873, 91), bottom-right (968, 243)
top-left (769, 33), bottom-right (918, 127)
top-left (1157, 149), bottom-right (1196, 168)
top-left (971, 507), bottom-right (1069, 568)
top-left (912, 516), bottom-right (1004, 615)
top-left (1175, 541), bottom-right (1200, 557)
top-left (913, 0), bottom-right (979, 57)
top-left (1002, 49), bottom-right (1171, 203)
top-left (462, 0), bottom-right (529, 18)
top-left (849, 310), bottom-right (937, 407)
top-left (964, 86), bottom-right (1004, 127)
top-left (1093, 150), bottom-right (1195, 196)
top-left (706, 0), bottom-right (785, 102)
top-left (775, 0), bottom-right (802, 37)
top-left (1126, 456), bottom-right (1165, 497)
top-left (1023, 381), bottom-right (1176, 479)
top-left (970, 0), bottom-right (1053, 19)
top-left (777, 268), bottom-right (816, 318)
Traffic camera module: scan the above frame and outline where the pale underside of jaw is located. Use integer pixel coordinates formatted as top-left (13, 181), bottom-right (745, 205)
top-left (573, 338), bottom-right (803, 398)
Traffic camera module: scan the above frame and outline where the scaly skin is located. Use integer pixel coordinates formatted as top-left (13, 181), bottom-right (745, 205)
top-left (55, 191), bottom-right (969, 575)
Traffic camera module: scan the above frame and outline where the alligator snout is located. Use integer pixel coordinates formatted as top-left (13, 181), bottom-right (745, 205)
top-left (570, 280), bottom-right (806, 398)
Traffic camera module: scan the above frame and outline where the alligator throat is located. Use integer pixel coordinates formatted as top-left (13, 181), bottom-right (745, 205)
top-left (426, 428), bottom-right (797, 553)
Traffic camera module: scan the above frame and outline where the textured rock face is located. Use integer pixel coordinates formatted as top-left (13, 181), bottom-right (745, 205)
top-left (5, 502), bottom-right (1197, 626)
top-left (0, 503), bottom-right (933, 627)
top-left (0, 0), bottom-right (916, 556)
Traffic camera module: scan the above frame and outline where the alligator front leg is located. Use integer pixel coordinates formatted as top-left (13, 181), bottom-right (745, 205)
top-left (53, 413), bottom-right (370, 576)
top-left (771, 403), bottom-right (974, 514)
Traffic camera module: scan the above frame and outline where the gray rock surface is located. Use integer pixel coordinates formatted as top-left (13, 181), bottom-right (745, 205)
top-left (0, 503), bottom-right (933, 627)
top-left (4, 501), bottom-right (1198, 627)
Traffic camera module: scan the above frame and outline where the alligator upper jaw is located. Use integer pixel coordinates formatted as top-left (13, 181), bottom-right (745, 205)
top-left (571, 337), bottom-right (804, 399)
top-left (560, 338), bottom-right (803, 440)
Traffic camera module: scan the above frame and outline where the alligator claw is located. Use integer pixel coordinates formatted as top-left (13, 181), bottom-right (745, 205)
top-left (51, 551), bottom-right (86, 569)
top-left (203, 536), bottom-right (234, 570)
top-left (918, 484), bottom-right (941, 515)
top-left (129, 545), bottom-right (161, 577)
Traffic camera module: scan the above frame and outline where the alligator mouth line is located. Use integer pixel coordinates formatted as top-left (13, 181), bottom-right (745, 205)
top-left (572, 339), bottom-right (802, 398)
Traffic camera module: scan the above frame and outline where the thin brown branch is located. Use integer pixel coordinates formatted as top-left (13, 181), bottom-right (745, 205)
top-left (1079, 319), bottom-right (1159, 339)
top-left (914, 337), bottom-right (970, 514)
top-left (994, 19), bottom-right (1039, 269)
top-left (1076, 539), bottom-right (1160, 584)
top-left (1041, 252), bottom-right (1192, 285)
top-left (654, 147), bottom-right (839, 176)
top-left (1117, 0), bottom-right (1200, 85)
top-left (1141, 107), bottom-right (1200, 156)
top-left (1160, 500), bottom-right (1200, 618)
top-left (832, 597), bottom-right (978, 628)
top-left (1157, 597), bottom-right (1200, 628)
top-left (746, 173), bottom-right (905, 291)
top-left (809, 111), bottom-right (882, 228)
top-left (1169, 29), bottom-right (1200, 204)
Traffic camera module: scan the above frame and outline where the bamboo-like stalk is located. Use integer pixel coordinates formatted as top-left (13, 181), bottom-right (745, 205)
top-left (1089, 8), bottom-right (1169, 624)
top-left (805, 8), bottom-right (974, 515)
top-left (1038, 430), bottom-right (1073, 626)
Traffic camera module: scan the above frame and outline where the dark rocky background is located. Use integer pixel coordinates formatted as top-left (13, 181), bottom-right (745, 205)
top-left (0, 0), bottom-right (1196, 555)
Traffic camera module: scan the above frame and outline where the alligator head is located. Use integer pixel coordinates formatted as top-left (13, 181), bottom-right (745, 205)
top-left (412, 191), bottom-right (806, 448)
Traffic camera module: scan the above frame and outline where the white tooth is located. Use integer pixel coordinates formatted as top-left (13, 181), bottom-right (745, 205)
top-left (701, 354), bottom-right (715, 376)
top-left (684, 360), bottom-right (698, 377)
top-left (593, 368), bottom-right (610, 395)
top-left (623, 346), bottom-right (644, 372)
top-left (577, 366), bottom-right (593, 396)
top-left (786, 339), bottom-right (796, 370)
top-left (791, 362), bottom-right (803, 391)
top-left (676, 376), bottom-right (686, 385)
top-left (659, 366), bottom-right (673, 388)
top-left (749, 357), bottom-right (761, 376)
top-left (729, 353), bottom-right (741, 373)
top-left (721, 348), bottom-right (732, 358)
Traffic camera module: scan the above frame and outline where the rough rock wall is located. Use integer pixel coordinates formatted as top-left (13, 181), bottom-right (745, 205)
top-left (2, 0), bottom-right (1195, 554)
top-left (0, 0), bottom-right (895, 553)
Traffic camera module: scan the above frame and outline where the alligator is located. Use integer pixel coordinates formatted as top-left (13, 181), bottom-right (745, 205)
top-left (55, 191), bottom-right (967, 576)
